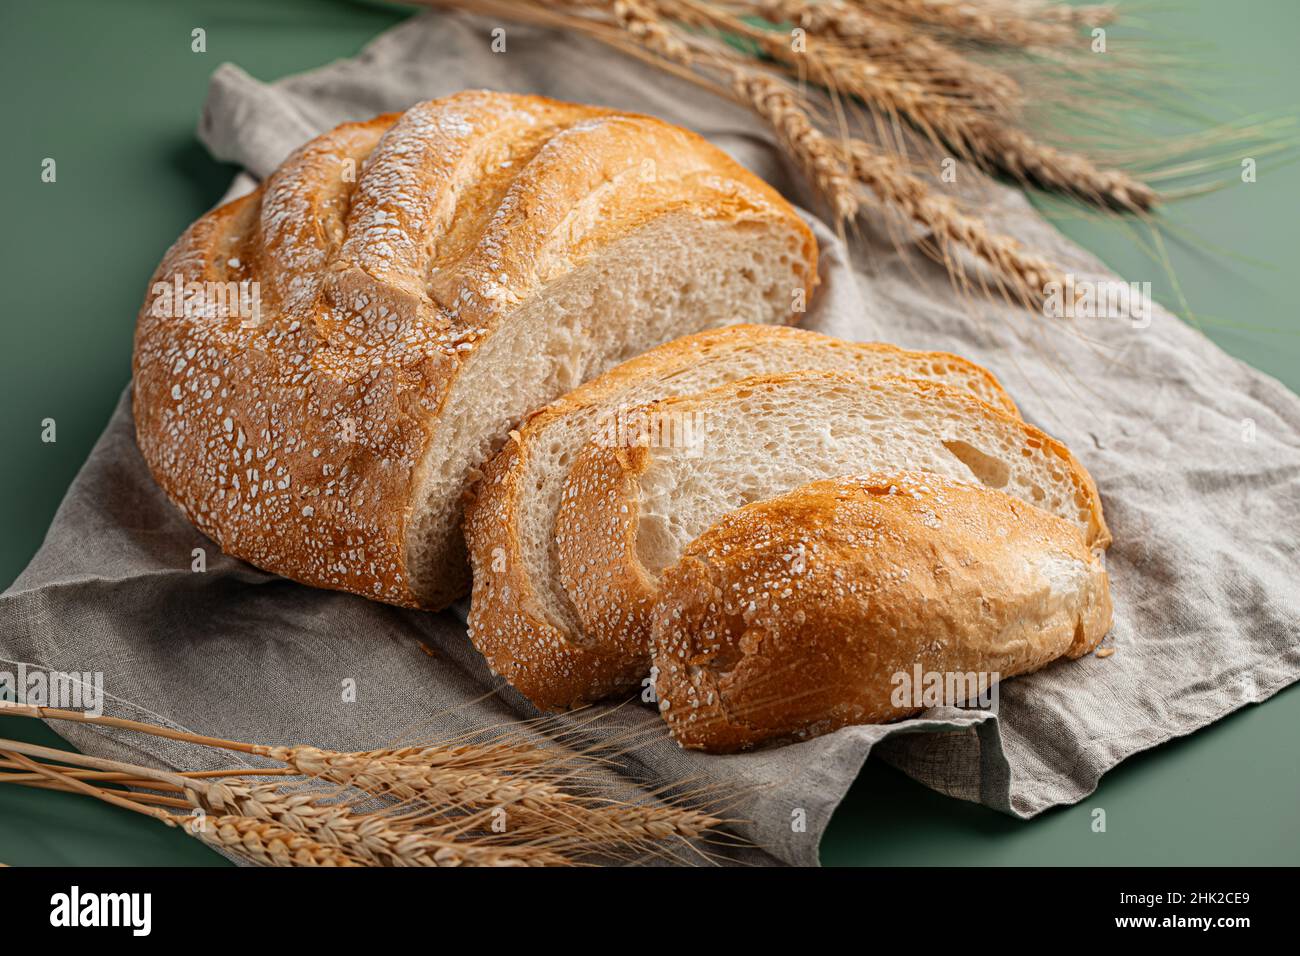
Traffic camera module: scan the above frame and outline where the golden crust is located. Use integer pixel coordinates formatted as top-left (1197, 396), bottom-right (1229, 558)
top-left (463, 326), bottom-right (1025, 710)
top-left (132, 92), bottom-right (816, 608)
top-left (652, 472), bottom-right (1114, 752)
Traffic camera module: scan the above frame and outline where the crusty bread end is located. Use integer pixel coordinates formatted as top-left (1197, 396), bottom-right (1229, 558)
top-left (652, 472), bottom-right (1113, 752)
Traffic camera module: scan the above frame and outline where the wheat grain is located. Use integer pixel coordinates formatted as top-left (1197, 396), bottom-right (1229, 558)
top-left (192, 814), bottom-right (363, 867)
top-left (609, 0), bottom-right (692, 61)
top-left (608, 0), bottom-right (862, 220)
top-left (840, 138), bottom-right (1060, 302)
top-left (650, 2), bottom-right (1155, 212)
top-left (409, 0), bottom-right (1176, 306)
top-left (773, 39), bottom-right (1155, 211)
top-left (260, 744), bottom-right (723, 846)
top-left (730, 70), bottom-right (862, 221)
top-left (858, 0), bottom-right (1114, 48)
top-left (746, 0), bottom-right (1023, 113)
top-left (971, 119), bottom-right (1157, 211)
top-left (277, 741), bottom-right (565, 775)
top-left (183, 778), bottom-right (575, 866)
top-left (3, 712), bottom-right (728, 865)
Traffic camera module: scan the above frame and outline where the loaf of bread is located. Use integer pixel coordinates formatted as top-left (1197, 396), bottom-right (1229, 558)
top-left (132, 92), bottom-right (817, 609)
top-left (652, 473), bottom-right (1113, 751)
top-left (464, 324), bottom-right (1024, 709)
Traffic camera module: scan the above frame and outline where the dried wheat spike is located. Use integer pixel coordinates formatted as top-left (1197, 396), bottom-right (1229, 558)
top-left (973, 120), bottom-right (1157, 212)
top-left (861, 0), bottom-right (1115, 48)
top-left (185, 779), bottom-right (573, 867)
top-left (730, 69), bottom-right (862, 221)
top-left (192, 814), bottom-right (362, 867)
top-left (612, 0), bottom-right (693, 60)
top-left (608, 0), bottom-right (861, 220)
top-left (768, 38), bottom-right (1156, 213)
top-left (753, 0), bottom-right (1022, 112)
top-left (841, 139), bottom-right (1061, 301)
top-left (263, 745), bottom-right (724, 846)
top-left (264, 740), bottom-right (564, 774)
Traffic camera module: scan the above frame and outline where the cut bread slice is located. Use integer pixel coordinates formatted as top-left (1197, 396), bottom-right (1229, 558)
top-left (549, 370), bottom-right (1109, 706)
top-left (464, 324), bottom-right (1021, 710)
top-left (403, 207), bottom-right (819, 608)
top-left (651, 472), bottom-right (1113, 752)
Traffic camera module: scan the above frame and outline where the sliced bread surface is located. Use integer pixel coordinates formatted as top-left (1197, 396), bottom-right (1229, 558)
top-left (463, 325), bottom-right (1021, 709)
top-left (550, 370), bottom-right (1109, 704)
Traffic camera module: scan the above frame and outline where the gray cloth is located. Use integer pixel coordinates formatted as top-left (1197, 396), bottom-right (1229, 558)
top-left (4, 11), bottom-right (1299, 866)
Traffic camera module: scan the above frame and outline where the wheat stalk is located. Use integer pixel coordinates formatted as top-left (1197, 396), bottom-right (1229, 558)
top-left (968, 119), bottom-right (1156, 211)
top-left (744, 0), bottom-right (1024, 112)
top-left (260, 744), bottom-right (723, 845)
top-left (607, 0), bottom-right (863, 221)
top-left (409, 0), bottom-right (1210, 309)
top-left (2, 746), bottom-right (361, 867)
top-left (608, 0), bottom-right (1154, 210)
top-left (192, 815), bottom-right (364, 867)
top-left (181, 777), bottom-right (576, 867)
top-left (729, 69), bottom-right (863, 222)
top-left (839, 138), bottom-right (1060, 299)
top-left (0, 738), bottom-right (581, 866)
top-left (858, 0), bottom-right (1117, 48)
top-left (0, 707), bottom-right (732, 866)
top-left (405, 0), bottom-right (1280, 315)
top-left (674, 2), bottom-right (1157, 212)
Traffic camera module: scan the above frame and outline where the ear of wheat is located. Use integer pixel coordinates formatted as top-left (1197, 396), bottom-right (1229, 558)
top-left (407, 0), bottom-right (1269, 310)
top-left (0, 706), bottom-right (735, 867)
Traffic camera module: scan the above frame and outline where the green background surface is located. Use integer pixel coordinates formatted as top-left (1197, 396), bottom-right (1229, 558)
top-left (0, 0), bottom-right (1296, 866)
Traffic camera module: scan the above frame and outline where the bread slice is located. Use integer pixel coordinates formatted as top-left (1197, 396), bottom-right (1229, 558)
top-left (549, 370), bottom-right (1109, 706)
top-left (464, 325), bottom-right (1021, 710)
top-left (132, 92), bottom-right (818, 611)
top-left (652, 472), bottom-right (1113, 752)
